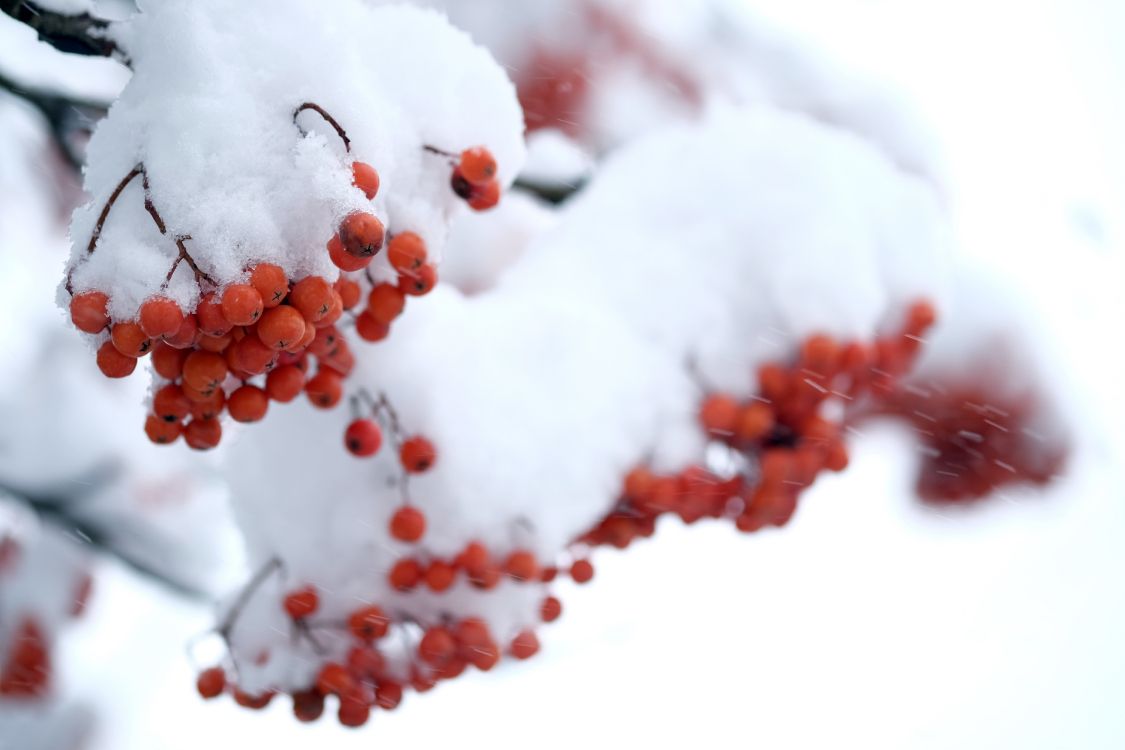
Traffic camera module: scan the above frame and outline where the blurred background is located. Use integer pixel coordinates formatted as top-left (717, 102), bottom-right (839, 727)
top-left (0, 0), bottom-right (1123, 748)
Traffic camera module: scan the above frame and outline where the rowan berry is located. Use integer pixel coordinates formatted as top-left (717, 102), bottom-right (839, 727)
top-left (355, 312), bottom-right (390, 342)
top-left (338, 691), bottom-right (371, 728)
top-left (339, 211), bottom-right (385, 258)
top-left (387, 232), bottom-right (427, 273)
top-left (352, 161), bottom-right (380, 200)
top-left (541, 596), bottom-right (562, 623)
top-left (374, 681), bottom-right (403, 710)
top-left (292, 689), bottom-right (325, 723)
top-left (256, 305), bottom-right (306, 350)
top-left (700, 393), bottom-right (740, 438)
top-left (151, 341), bottom-right (186, 380)
top-left (196, 667), bottom-right (225, 699)
top-left (305, 369), bottom-right (343, 409)
top-left (184, 417), bottom-right (222, 450)
top-left (459, 146), bottom-right (497, 185)
top-left (69, 290), bottom-right (109, 333)
top-left (509, 630), bottom-right (540, 660)
top-left (230, 335), bottom-right (276, 375)
top-left (389, 506), bottom-right (426, 542)
top-left (366, 283), bottom-right (405, 323)
top-left (96, 341), bottom-right (137, 378)
top-left (162, 313), bottom-right (199, 349)
top-left (736, 401), bottom-right (774, 443)
top-left (196, 332), bottom-right (232, 353)
top-left (289, 276), bottom-right (334, 322)
top-left (335, 277), bottom-right (361, 310)
top-left (419, 627), bottom-right (456, 666)
top-left (344, 419), bottom-right (382, 457)
top-left (570, 559), bottom-right (594, 584)
top-left (389, 558), bottom-right (422, 591)
top-left (315, 663), bottom-right (354, 696)
top-left (504, 550), bottom-right (539, 582)
top-left (197, 293), bottom-right (233, 337)
top-left (228, 385), bottom-right (269, 423)
top-left (183, 350), bottom-right (228, 391)
top-left (424, 560), bottom-right (456, 592)
top-left (138, 297), bottom-right (183, 338)
top-left (348, 605), bottom-right (389, 641)
top-left (249, 263), bottom-right (288, 308)
top-left (111, 321), bottom-right (152, 357)
top-left (400, 436), bottom-right (436, 472)
top-left (144, 415), bottom-right (182, 444)
top-left (221, 284), bottom-right (264, 326)
top-left (153, 383), bottom-right (191, 422)
top-left (398, 264), bottom-right (437, 296)
top-left (283, 586), bottom-right (318, 619)
top-left (468, 179), bottom-right (500, 211)
top-left (328, 233), bottom-right (373, 272)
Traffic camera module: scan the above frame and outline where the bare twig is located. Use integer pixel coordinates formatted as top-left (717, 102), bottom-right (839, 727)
top-left (1, 0), bottom-right (124, 60)
top-left (293, 102), bottom-right (350, 152)
top-left (0, 65), bottom-right (109, 170)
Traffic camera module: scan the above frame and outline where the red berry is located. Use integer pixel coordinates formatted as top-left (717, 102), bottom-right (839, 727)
top-left (283, 586), bottom-right (318, 619)
top-left (230, 335), bottom-right (277, 375)
top-left (389, 558), bottom-right (422, 591)
top-left (389, 506), bottom-right (426, 543)
top-left (138, 297), bottom-right (183, 338)
top-left (419, 627), bottom-right (456, 666)
top-left (700, 394), bottom-right (740, 438)
top-left (338, 691), bottom-right (371, 728)
top-left (338, 211), bottom-right (385, 258)
top-left (459, 146), bottom-right (498, 185)
top-left (399, 436), bottom-right (436, 473)
top-left (347, 646), bottom-right (387, 678)
top-left (354, 312), bottom-right (390, 342)
top-left (570, 559), bottom-right (594, 584)
top-left (509, 630), bottom-right (540, 660)
top-left (221, 284), bottom-right (264, 326)
top-left (144, 414), bottom-right (182, 445)
top-left (335, 277), bottom-right (361, 310)
top-left (111, 321), bottom-right (151, 357)
top-left (374, 681), bottom-right (402, 710)
top-left (468, 179), bottom-right (500, 211)
top-left (305, 369), bottom-right (343, 409)
top-left (292, 689), bottom-right (325, 723)
top-left (504, 550), bottom-right (539, 582)
top-left (249, 263), bottom-right (289, 308)
top-left (315, 663), bottom-right (354, 696)
top-left (424, 560), bottom-right (456, 592)
top-left (327, 233), bottom-right (373, 272)
top-left (197, 293), bottom-right (233, 337)
top-left (457, 542), bottom-right (490, 577)
top-left (256, 305), bottom-right (306, 350)
top-left (151, 341), bottom-right (187, 380)
top-left (196, 667), bottom-right (225, 699)
top-left (189, 389), bottom-right (226, 421)
top-left (344, 419), bottom-right (382, 457)
top-left (69, 290), bottom-right (109, 333)
top-left (366, 283), bottom-right (406, 324)
top-left (265, 365), bottom-right (305, 402)
top-left (228, 385), bottom-right (269, 423)
top-left (540, 596), bottom-right (562, 623)
top-left (289, 276), bottom-right (334, 323)
top-left (348, 605), bottom-right (389, 641)
top-left (96, 341), bottom-right (137, 378)
top-left (184, 418), bottom-right (222, 450)
top-left (352, 161), bottom-right (380, 200)
top-left (387, 232), bottom-right (427, 273)
top-left (183, 350), bottom-right (229, 392)
top-left (153, 383), bottom-right (191, 422)
top-left (397, 264), bottom-right (437, 296)
top-left (162, 313), bottom-right (199, 349)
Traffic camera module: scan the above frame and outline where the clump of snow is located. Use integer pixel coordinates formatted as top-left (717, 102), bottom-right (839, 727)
top-left (62, 0), bottom-right (525, 320)
top-left (220, 105), bottom-right (950, 692)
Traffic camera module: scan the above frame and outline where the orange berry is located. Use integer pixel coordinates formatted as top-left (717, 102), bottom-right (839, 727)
top-left (905, 299), bottom-right (937, 336)
top-left (184, 418), bottom-right (222, 450)
top-left (419, 627), bottom-right (456, 666)
top-left (189, 389), bottom-right (225, 421)
top-left (374, 681), bottom-right (403, 710)
top-left (221, 284), bottom-right (263, 326)
top-left (196, 667), bottom-right (225, 699)
top-left (315, 663), bottom-right (354, 697)
top-left (366, 283), bottom-right (406, 324)
top-left (308, 326), bottom-right (341, 358)
top-left (197, 293), bottom-right (233, 337)
top-left (736, 401), bottom-right (774, 443)
top-left (338, 211), bottom-right (385, 258)
top-left (304, 369), bottom-right (342, 409)
top-left (425, 560), bottom-right (456, 592)
top-left (800, 334), bottom-right (840, 375)
top-left (289, 276), bottom-right (334, 322)
top-left (468, 179), bottom-right (500, 211)
top-left (338, 691), bottom-right (371, 728)
top-left (389, 506), bottom-right (426, 543)
top-left (162, 313), bottom-right (199, 349)
top-left (570, 559), bottom-right (594, 584)
top-left (508, 630), bottom-right (539, 660)
top-left (151, 341), bottom-right (187, 380)
top-left (335, 277), bottom-right (361, 310)
top-left (144, 415), bottom-right (181, 445)
top-left (138, 297), bottom-right (184, 338)
top-left (347, 646), bottom-right (387, 679)
top-left (504, 550), bottom-right (539, 582)
top-left (459, 146), bottom-right (497, 185)
top-left (230, 335), bottom-right (276, 375)
top-left (344, 418), bottom-right (382, 457)
top-left (457, 542), bottom-right (490, 577)
top-left (352, 161), bottom-right (380, 200)
top-left (228, 385), bottom-right (269, 423)
top-left (400, 436), bottom-right (436, 473)
top-left (283, 585), bottom-right (318, 619)
top-left (700, 393), bottom-right (740, 438)
top-left (69, 290), bottom-right (109, 333)
top-left (387, 232), bottom-right (427, 273)
top-left (398, 264), bottom-right (437, 296)
top-left (291, 690), bottom-right (325, 723)
top-left (152, 383), bottom-right (191, 422)
top-left (111, 321), bottom-right (151, 357)
top-left (265, 365), bottom-right (305, 403)
top-left (196, 331), bottom-right (232, 353)
top-left (327, 233), bottom-right (373, 272)
top-left (354, 312), bottom-right (390, 342)
top-left (256, 305), bottom-right (306, 350)
top-left (454, 617), bottom-right (492, 649)
top-left (247, 263), bottom-right (288, 308)
top-left (540, 596), bottom-right (562, 623)
top-left (315, 289), bottom-right (344, 329)
top-left (348, 605), bottom-right (389, 641)
top-left (389, 558), bottom-right (422, 591)
top-left (182, 350), bottom-right (228, 392)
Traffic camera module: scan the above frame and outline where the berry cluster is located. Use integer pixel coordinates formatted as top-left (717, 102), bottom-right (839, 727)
top-left (66, 105), bottom-right (505, 451)
top-left (580, 301), bottom-right (938, 547)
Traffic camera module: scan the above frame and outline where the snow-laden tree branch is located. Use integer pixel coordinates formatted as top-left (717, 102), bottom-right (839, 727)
top-left (0, 0), bottom-right (121, 60)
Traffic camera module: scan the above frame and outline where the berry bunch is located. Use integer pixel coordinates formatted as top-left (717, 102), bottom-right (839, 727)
top-left (66, 107), bottom-right (506, 451)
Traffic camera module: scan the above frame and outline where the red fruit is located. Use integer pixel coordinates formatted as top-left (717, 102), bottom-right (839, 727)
top-left (283, 586), bottom-right (318, 619)
top-left (736, 402), bottom-right (774, 443)
top-left (196, 332), bottom-right (232, 353)
top-left (541, 596), bottom-right (562, 623)
top-left (399, 436), bottom-right (436, 473)
top-left (256, 305), bottom-right (306, 350)
top-left (184, 418), bottom-right (222, 450)
top-left (305, 369), bottom-right (343, 409)
top-left (250, 263), bottom-right (288, 308)
top-left (265, 365), bottom-right (305, 402)
top-left (347, 646), bottom-right (387, 678)
top-left (374, 681), bottom-right (402, 710)
top-left (419, 627), bottom-right (456, 666)
top-left (138, 297), bottom-right (183, 338)
top-left (387, 232), bottom-right (427, 273)
top-left (424, 560), bottom-right (456, 592)
top-left (153, 383), bottom-right (191, 422)
top-left (457, 542), bottom-right (490, 576)
top-left (468, 179), bottom-right (501, 211)
top-left (96, 341), bottom-right (137, 378)
top-left (228, 385), bottom-right (269, 423)
top-left (111, 321), bottom-right (152, 357)
top-left (454, 618), bottom-right (492, 649)
top-left (389, 506), bottom-right (426, 543)
top-left (196, 667), bottom-right (226, 699)
top-left (69, 290), bottom-right (109, 333)
top-left (183, 350), bottom-right (228, 391)
top-left (398, 264), bottom-right (437, 296)
top-left (366, 283), bottom-right (406, 323)
top-left (338, 211), bottom-right (385, 258)
top-left (348, 605), bottom-right (389, 641)
top-left (352, 161), bottom-right (380, 200)
top-left (289, 276), bottom-right (334, 322)
top-left (355, 312), bottom-right (390, 342)
top-left (315, 663), bottom-right (354, 696)
top-left (344, 419), bottom-right (382, 457)
top-left (504, 550), bottom-right (539, 582)
top-left (570, 559), bottom-right (594, 584)
top-left (221, 284), bottom-right (264, 326)
top-left (389, 558), bottom-right (422, 591)
top-left (232, 690), bottom-right (274, 710)
top-left (144, 415), bottom-right (182, 445)
top-left (316, 289), bottom-right (345, 329)
top-left (338, 692), bottom-right (371, 728)
top-left (151, 341), bottom-right (186, 380)
top-left (335, 277), bottom-right (361, 310)
top-left (459, 146), bottom-right (497, 185)
top-left (231, 335), bottom-right (277, 375)
top-left (308, 326), bottom-right (341, 357)
top-left (292, 689), bottom-right (325, 723)
top-left (508, 630), bottom-right (540, 660)
top-left (327, 233), bottom-right (373, 272)
top-left (800, 334), bottom-right (841, 375)
top-left (467, 642), bottom-right (500, 672)
top-left (197, 293), bottom-right (233, 337)
top-left (163, 313), bottom-right (199, 349)
top-left (189, 389), bottom-right (226, 421)
top-left (700, 394), bottom-right (740, 438)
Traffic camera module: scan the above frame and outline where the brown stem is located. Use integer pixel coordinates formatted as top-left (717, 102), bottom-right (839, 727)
top-left (293, 102), bottom-right (351, 152)
top-left (423, 144), bottom-right (457, 161)
top-left (87, 165), bottom-right (142, 254)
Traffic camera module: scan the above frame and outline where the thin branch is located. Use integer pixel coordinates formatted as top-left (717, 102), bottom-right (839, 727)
top-left (1, 0), bottom-right (123, 60)
top-left (293, 102), bottom-right (350, 152)
top-left (512, 176), bottom-right (586, 206)
top-left (87, 164), bottom-right (141, 253)
top-left (0, 65), bottom-right (109, 170)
